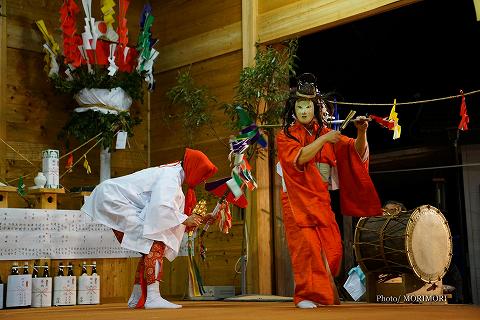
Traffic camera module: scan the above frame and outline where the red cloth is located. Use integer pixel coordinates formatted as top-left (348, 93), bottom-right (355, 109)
top-left (276, 122), bottom-right (381, 225)
top-left (183, 148), bottom-right (218, 216)
top-left (276, 121), bottom-right (381, 305)
top-left (334, 137), bottom-right (382, 216)
top-left (281, 191), bottom-right (342, 305)
top-left (276, 123), bottom-right (332, 227)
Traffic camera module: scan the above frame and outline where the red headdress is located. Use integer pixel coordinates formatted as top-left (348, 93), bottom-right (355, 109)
top-left (182, 148), bottom-right (218, 216)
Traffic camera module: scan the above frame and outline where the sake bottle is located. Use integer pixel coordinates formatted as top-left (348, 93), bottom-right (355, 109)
top-left (11, 262), bottom-right (19, 275)
top-left (22, 262), bottom-right (29, 275)
top-left (91, 261), bottom-right (97, 275)
top-left (57, 262), bottom-right (64, 276)
top-left (32, 262), bottom-right (39, 278)
top-left (42, 263), bottom-right (49, 278)
top-left (67, 262), bottom-right (74, 276)
top-left (81, 261), bottom-right (88, 275)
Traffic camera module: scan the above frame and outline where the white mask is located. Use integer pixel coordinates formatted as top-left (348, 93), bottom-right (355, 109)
top-left (294, 99), bottom-right (314, 125)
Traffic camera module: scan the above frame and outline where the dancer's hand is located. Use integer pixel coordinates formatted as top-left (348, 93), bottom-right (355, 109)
top-left (183, 214), bottom-right (203, 227)
top-left (353, 116), bottom-right (369, 132)
top-left (323, 130), bottom-right (341, 143)
top-left (202, 212), bottom-right (217, 224)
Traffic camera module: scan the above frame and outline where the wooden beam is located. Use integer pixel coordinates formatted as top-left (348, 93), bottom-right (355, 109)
top-left (474, 0), bottom-right (480, 21)
top-left (155, 0), bottom-right (419, 72)
top-left (258, 0), bottom-right (420, 43)
top-left (242, 0), bottom-right (258, 67)
top-left (0, 0), bottom-right (7, 183)
top-left (156, 22), bottom-right (241, 73)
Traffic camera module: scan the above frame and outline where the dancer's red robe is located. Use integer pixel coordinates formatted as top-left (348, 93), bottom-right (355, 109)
top-left (276, 121), bottom-right (381, 305)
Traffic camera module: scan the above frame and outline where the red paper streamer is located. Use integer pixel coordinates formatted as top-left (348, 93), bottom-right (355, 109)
top-left (458, 90), bottom-right (469, 131)
top-left (60, 0), bottom-right (82, 67)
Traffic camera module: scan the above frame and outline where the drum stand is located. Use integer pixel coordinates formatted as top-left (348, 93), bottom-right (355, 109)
top-left (365, 272), bottom-right (447, 304)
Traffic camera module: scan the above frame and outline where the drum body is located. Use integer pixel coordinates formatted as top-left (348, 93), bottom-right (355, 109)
top-left (354, 205), bottom-right (452, 282)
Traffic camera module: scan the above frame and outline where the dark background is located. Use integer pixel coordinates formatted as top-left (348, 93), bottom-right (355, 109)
top-left (295, 0), bottom-right (480, 302)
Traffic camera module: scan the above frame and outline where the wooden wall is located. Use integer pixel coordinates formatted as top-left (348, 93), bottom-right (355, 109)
top-left (1, 0), bottom-right (149, 206)
top-left (0, 0), bottom-right (149, 302)
top-left (150, 0), bottom-right (244, 296)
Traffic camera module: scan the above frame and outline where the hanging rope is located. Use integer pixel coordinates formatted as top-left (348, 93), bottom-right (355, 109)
top-left (0, 137), bottom-right (39, 168)
top-left (325, 88), bottom-right (480, 106)
top-left (370, 162), bottom-right (480, 174)
top-left (59, 132), bottom-right (103, 160)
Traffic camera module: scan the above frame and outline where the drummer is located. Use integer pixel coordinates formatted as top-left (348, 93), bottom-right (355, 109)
top-left (382, 200), bottom-right (407, 215)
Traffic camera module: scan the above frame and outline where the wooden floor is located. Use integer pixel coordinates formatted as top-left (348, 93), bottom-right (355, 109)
top-left (1, 301), bottom-right (479, 320)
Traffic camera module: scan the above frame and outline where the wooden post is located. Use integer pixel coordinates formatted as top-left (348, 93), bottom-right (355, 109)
top-left (0, 0), bottom-right (7, 183)
top-left (243, 0), bottom-right (273, 295)
top-left (343, 216), bottom-right (354, 274)
top-left (242, 0), bottom-right (257, 69)
top-left (273, 137), bottom-right (294, 295)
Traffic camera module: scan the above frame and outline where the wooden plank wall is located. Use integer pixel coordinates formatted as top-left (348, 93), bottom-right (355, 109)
top-left (0, 0), bottom-right (150, 302)
top-left (3, 0), bottom-right (149, 206)
top-left (150, 0), bottom-right (244, 296)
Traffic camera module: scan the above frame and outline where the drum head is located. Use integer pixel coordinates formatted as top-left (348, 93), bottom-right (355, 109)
top-left (406, 205), bottom-right (452, 282)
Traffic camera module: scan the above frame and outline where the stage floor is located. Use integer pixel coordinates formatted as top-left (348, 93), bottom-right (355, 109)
top-left (1, 301), bottom-right (479, 320)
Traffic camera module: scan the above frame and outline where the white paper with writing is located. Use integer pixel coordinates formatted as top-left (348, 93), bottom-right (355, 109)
top-left (0, 209), bottom-right (140, 260)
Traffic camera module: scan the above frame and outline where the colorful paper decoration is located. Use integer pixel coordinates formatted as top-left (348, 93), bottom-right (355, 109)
top-left (17, 176), bottom-right (26, 196)
top-left (369, 114), bottom-right (395, 129)
top-left (38, 0), bottom-right (159, 91)
top-left (59, 0), bottom-right (82, 67)
top-left (101, 0), bottom-right (115, 27)
top-left (368, 100), bottom-right (401, 139)
top-left (65, 153), bottom-right (74, 173)
top-left (83, 155), bottom-right (92, 174)
top-left (458, 90), bottom-right (469, 131)
top-left (187, 232), bottom-right (205, 296)
top-left (389, 99), bottom-right (401, 139)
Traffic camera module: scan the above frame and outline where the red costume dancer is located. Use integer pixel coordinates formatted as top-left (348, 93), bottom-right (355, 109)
top-left (82, 148), bottom-right (217, 309)
top-left (276, 74), bottom-right (381, 308)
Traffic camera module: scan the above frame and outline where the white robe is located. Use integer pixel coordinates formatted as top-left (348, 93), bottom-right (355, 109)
top-left (81, 162), bottom-right (188, 261)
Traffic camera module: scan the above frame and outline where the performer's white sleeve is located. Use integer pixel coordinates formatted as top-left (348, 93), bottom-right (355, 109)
top-left (142, 170), bottom-right (188, 239)
top-left (276, 162), bottom-right (287, 192)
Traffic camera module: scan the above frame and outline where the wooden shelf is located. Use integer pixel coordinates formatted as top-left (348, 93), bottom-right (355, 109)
top-left (28, 188), bottom-right (66, 195)
top-left (28, 188), bottom-right (65, 209)
top-left (0, 186), bottom-right (18, 208)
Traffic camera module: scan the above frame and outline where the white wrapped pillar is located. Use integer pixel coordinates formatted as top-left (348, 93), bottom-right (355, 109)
top-left (100, 147), bottom-right (111, 183)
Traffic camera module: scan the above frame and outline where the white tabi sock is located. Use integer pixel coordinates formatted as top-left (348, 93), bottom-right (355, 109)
top-left (145, 282), bottom-right (182, 309)
top-left (296, 300), bottom-right (318, 308)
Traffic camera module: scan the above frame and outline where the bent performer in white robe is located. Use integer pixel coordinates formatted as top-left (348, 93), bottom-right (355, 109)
top-left (81, 148), bottom-right (217, 309)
